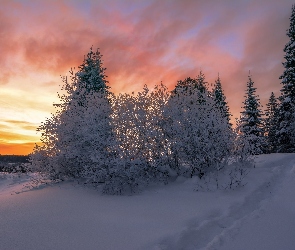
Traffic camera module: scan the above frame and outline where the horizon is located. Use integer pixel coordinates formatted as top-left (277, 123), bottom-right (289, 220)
top-left (0, 0), bottom-right (293, 155)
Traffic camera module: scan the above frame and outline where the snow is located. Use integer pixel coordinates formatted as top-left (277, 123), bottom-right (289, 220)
top-left (1, 154), bottom-right (295, 250)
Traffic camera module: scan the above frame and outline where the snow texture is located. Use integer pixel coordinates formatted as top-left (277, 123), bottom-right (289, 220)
top-left (1, 154), bottom-right (295, 250)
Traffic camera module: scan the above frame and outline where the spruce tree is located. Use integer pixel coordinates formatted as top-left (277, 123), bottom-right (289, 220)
top-left (277, 5), bottom-right (295, 152)
top-left (212, 75), bottom-right (231, 126)
top-left (238, 74), bottom-right (265, 155)
top-left (65, 47), bottom-right (110, 108)
top-left (195, 70), bottom-right (207, 93)
top-left (264, 92), bottom-right (279, 153)
top-left (31, 48), bottom-right (114, 180)
top-left (76, 47), bottom-right (109, 93)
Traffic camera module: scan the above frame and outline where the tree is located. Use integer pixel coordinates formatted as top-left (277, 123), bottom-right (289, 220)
top-left (237, 74), bottom-right (265, 155)
top-left (264, 92), bottom-right (279, 153)
top-left (212, 75), bottom-right (232, 126)
top-left (101, 84), bottom-right (173, 194)
top-left (68, 47), bottom-right (109, 107)
top-left (30, 48), bottom-right (115, 181)
top-left (76, 47), bottom-right (109, 93)
top-left (277, 5), bottom-right (295, 152)
top-left (30, 48), bottom-right (252, 194)
top-left (164, 74), bottom-right (235, 178)
top-left (173, 71), bottom-right (207, 96)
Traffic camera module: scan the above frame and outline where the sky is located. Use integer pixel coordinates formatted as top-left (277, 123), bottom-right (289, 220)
top-left (0, 0), bottom-right (293, 155)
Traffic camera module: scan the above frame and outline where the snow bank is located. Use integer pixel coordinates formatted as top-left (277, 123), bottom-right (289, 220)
top-left (0, 154), bottom-right (294, 250)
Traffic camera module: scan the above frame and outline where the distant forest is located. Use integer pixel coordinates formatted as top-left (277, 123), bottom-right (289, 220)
top-left (0, 155), bottom-right (29, 163)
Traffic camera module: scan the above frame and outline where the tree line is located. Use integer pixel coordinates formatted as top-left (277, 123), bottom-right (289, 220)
top-left (30, 5), bottom-right (295, 194)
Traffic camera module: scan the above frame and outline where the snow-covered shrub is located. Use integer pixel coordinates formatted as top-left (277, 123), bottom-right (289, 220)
top-left (101, 158), bottom-right (175, 195)
top-left (97, 83), bottom-right (182, 194)
top-left (195, 164), bottom-right (250, 191)
top-left (194, 127), bottom-right (253, 192)
top-left (112, 85), bottom-right (168, 161)
top-left (0, 162), bottom-right (28, 173)
top-left (101, 158), bottom-right (149, 195)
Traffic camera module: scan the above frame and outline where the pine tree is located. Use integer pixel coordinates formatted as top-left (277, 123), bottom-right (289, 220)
top-left (195, 70), bottom-right (207, 93)
top-left (76, 47), bottom-right (109, 93)
top-left (277, 5), bottom-right (295, 152)
top-left (31, 48), bottom-right (114, 180)
top-left (264, 92), bottom-right (279, 153)
top-left (212, 75), bottom-right (232, 126)
top-left (238, 74), bottom-right (265, 155)
top-left (65, 47), bottom-right (109, 108)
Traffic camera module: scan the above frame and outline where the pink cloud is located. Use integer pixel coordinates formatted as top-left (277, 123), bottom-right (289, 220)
top-left (0, 0), bottom-right (294, 120)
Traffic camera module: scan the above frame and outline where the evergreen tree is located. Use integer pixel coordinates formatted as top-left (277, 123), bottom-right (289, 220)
top-left (76, 47), bottom-right (109, 93)
top-left (173, 77), bottom-right (196, 95)
top-left (31, 48), bottom-right (114, 180)
top-left (264, 92), bottom-right (279, 153)
top-left (173, 71), bottom-right (208, 107)
top-left (195, 70), bottom-right (207, 93)
top-left (164, 72), bottom-right (236, 179)
top-left (173, 71), bottom-right (207, 95)
top-left (237, 74), bottom-right (265, 155)
top-left (212, 75), bottom-right (232, 126)
top-left (277, 5), bottom-right (295, 152)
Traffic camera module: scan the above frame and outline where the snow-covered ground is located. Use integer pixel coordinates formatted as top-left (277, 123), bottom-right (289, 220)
top-left (0, 154), bottom-right (294, 250)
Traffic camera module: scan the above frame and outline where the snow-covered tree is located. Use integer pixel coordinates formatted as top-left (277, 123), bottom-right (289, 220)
top-left (264, 92), bottom-right (279, 153)
top-left (195, 71), bottom-right (207, 94)
top-left (167, 72), bottom-right (210, 176)
top-left (76, 47), bottom-right (109, 93)
top-left (277, 5), bottom-right (295, 152)
top-left (111, 85), bottom-right (171, 175)
top-left (30, 47), bottom-right (252, 194)
top-left (164, 77), bottom-right (235, 178)
top-left (173, 71), bottom-right (207, 96)
top-left (237, 74), bottom-right (265, 155)
top-left (212, 75), bottom-right (232, 126)
top-left (30, 48), bottom-right (114, 181)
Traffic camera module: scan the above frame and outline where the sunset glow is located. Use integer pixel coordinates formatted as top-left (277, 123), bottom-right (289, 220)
top-left (0, 0), bottom-right (293, 155)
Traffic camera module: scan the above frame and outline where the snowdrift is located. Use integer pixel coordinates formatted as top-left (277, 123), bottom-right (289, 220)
top-left (0, 154), bottom-right (295, 250)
